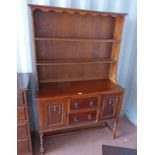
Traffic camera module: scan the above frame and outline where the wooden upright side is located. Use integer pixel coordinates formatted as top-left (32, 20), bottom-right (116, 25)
top-left (29, 8), bottom-right (39, 90)
top-left (109, 16), bottom-right (125, 83)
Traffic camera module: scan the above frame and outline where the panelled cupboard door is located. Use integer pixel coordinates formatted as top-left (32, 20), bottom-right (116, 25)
top-left (38, 99), bottom-right (68, 131)
top-left (99, 94), bottom-right (120, 120)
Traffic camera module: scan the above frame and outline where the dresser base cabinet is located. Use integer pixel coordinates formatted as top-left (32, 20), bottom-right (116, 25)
top-left (36, 80), bottom-right (124, 154)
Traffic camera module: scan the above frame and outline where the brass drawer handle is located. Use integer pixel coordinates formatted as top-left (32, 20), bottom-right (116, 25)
top-left (89, 100), bottom-right (94, 107)
top-left (73, 116), bottom-right (78, 123)
top-left (109, 100), bottom-right (115, 107)
top-left (74, 102), bottom-right (79, 108)
top-left (64, 112), bottom-right (67, 119)
top-left (88, 114), bottom-right (92, 120)
top-left (109, 100), bottom-right (112, 105)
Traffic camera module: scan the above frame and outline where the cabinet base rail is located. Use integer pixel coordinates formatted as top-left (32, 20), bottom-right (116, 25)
top-left (39, 119), bottom-right (118, 154)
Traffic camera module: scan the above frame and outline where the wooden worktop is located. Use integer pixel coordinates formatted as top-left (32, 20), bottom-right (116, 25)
top-left (36, 79), bottom-right (124, 100)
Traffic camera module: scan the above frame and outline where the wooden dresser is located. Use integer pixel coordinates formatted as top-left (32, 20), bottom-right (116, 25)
top-left (29, 4), bottom-right (127, 154)
top-left (17, 73), bottom-right (33, 155)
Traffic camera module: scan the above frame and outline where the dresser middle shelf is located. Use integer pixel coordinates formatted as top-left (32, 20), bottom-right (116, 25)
top-left (36, 59), bottom-right (117, 65)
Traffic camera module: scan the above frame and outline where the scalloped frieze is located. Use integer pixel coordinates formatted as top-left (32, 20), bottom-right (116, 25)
top-left (29, 4), bottom-right (127, 17)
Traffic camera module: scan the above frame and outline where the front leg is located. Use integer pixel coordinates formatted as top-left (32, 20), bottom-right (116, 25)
top-left (39, 132), bottom-right (45, 154)
top-left (112, 119), bottom-right (118, 139)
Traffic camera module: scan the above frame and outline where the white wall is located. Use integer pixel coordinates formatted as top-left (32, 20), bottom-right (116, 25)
top-left (17, 0), bottom-right (137, 129)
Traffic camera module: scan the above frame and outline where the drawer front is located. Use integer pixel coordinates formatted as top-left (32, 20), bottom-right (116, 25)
top-left (69, 111), bottom-right (96, 125)
top-left (17, 139), bottom-right (30, 155)
top-left (70, 97), bottom-right (97, 111)
top-left (17, 92), bottom-right (24, 106)
top-left (17, 122), bottom-right (28, 140)
top-left (17, 107), bottom-right (26, 123)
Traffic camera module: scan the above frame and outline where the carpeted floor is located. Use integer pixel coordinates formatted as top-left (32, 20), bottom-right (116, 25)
top-left (34, 117), bottom-right (137, 155)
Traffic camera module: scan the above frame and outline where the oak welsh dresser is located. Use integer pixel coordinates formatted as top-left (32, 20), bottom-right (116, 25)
top-left (17, 73), bottom-right (33, 155)
top-left (29, 4), bottom-right (127, 154)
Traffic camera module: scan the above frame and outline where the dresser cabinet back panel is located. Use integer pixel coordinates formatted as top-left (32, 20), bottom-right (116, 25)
top-left (17, 139), bottom-right (30, 155)
top-left (17, 122), bottom-right (28, 139)
top-left (69, 110), bottom-right (97, 125)
top-left (36, 41), bottom-right (112, 61)
top-left (34, 10), bottom-right (115, 39)
top-left (38, 63), bottom-right (110, 82)
top-left (17, 107), bottom-right (26, 123)
top-left (70, 97), bottom-right (98, 111)
top-left (100, 94), bottom-right (119, 119)
top-left (38, 100), bottom-right (68, 130)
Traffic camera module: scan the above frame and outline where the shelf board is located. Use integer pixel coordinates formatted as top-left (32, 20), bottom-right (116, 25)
top-left (35, 37), bottom-right (118, 43)
top-left (37, 59), bottom-right (117, 65)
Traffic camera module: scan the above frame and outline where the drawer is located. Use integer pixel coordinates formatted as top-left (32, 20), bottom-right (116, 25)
top-left (17, 107), bottom-right (26, 123)
top-left (17, 92), bottom-right (24, 106)
top-left (70, 97), bottom-right (98, 111)
top-left (17, 122), bottom-right (28, 140)
top-left (69, 110), bottom-right (97, 125)
top-left (17, 139), bottom-right (30, 155)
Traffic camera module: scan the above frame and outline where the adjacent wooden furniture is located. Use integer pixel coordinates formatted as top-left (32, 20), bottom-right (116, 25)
top-left (17, 73), bottom-right (33, 155)
top-left (102, 145), bottom-right (137, 155)
top-left (29, 4), bottom-right (127, 154)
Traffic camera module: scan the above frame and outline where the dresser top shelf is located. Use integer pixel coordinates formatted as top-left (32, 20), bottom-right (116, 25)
top-left (30, 5), bottom-right (126, 92)
top-left (37, 59), bottom-right (117, 65)
top-left (36, 79), bottom-right (124, 100)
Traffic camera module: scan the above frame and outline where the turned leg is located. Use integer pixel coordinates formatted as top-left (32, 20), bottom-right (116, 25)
top-left (39, 132), bottom-right (45, 154)
top-left (112, 119), bottom-right (118, 139)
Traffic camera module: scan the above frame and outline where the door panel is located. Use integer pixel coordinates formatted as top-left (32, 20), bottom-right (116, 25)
top-left (47, 103), bottom-right (64, 126)
top-left (38, 99), bottom-right (68, 131)
top-left (102, 96), bottom-right (117, 116)
top-left (99, 94), bottom-right (119, 120)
